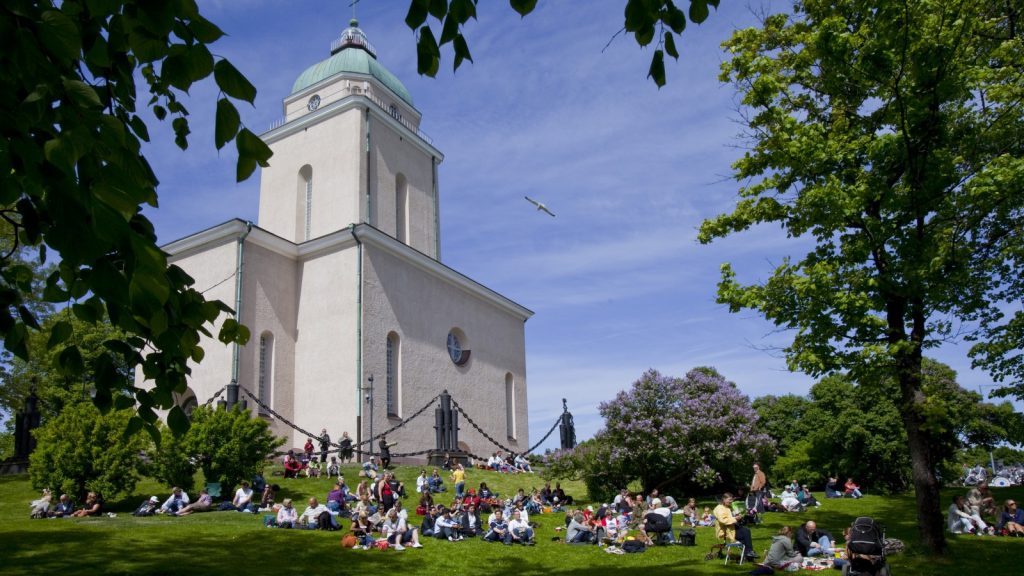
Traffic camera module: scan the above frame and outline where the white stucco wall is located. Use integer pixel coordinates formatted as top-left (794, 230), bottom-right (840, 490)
top-left (371, 118), bottom-right (438, 258)
top-left (290, 245), bottom-right (360, 449)
top-left (257, 108), bottom-right (363, 243)
top-left (361, 242), bottom-right (529, 458)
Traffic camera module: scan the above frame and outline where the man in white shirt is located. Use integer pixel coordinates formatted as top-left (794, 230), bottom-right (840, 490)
top-left (508, 509), bottom-right (534, 545)
top-left (159, 487), bottom-right (189, 514)
top-left (299, 497), bottom-right (337, 530)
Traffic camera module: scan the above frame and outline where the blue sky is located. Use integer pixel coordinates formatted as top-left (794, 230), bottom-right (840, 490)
top-left (138, 1), bottom-right (1013, 450)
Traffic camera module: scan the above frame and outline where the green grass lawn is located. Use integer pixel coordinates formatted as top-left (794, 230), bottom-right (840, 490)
top-left (0, 465), bottom-right (1018, 575)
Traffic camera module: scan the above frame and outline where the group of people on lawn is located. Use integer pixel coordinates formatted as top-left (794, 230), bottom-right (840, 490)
top-left (948, 480), bottom-right (1024, 536)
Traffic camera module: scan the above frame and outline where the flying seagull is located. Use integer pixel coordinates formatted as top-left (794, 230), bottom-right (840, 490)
top-left (524, 196), bottom-right (556, 217)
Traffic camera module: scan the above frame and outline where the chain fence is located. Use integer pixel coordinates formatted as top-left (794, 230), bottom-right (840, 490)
top-left (209, 385), bottom-right (565, 462)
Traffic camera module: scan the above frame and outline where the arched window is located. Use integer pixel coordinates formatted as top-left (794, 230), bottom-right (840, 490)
top-left (258, 331), bottom-right (274, 415)
top-left (298, 165), bottom-right (313, 241)
top-left (505, 372), bottom-right (516, 439)
top-left (395, 173), bottom-right (408, 244)
top-left (386, 332), bottom-right (400, 417)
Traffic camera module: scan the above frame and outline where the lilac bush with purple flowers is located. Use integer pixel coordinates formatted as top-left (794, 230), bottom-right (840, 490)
top-left (546, 368), bottom-right (775, 498)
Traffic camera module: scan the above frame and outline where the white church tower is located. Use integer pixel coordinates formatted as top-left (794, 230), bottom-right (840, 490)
top-left (156, 20), bottom-right (532, 459)
top-left (260, 20), bottom-right (441, 258)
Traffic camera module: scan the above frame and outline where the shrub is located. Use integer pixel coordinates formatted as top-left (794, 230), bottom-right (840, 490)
top-left (29, 403), bottom-right (147, 501)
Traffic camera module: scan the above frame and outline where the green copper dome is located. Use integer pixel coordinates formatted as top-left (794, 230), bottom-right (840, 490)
top-left (292, 20), bottom-right (414, 107)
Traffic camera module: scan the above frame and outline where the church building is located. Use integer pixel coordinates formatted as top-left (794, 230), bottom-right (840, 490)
top-left (160, 20), bottom-right (532, 458)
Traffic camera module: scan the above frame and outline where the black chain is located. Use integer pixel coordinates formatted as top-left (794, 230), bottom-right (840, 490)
top-left (526, 415), bottom-right (561, 455)
top-left (239, 387), bottom-right (439, 458)
top-left (449, 398), bottom-right (522, 456)
top-left (353, 393), bottom-right (442, 448)
top-left (201, 386), bottom-right (226, 408)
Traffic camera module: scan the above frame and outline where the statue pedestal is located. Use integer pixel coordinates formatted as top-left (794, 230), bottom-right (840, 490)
top-left (427, 450), bottom-right (469, 468)
top-left (0, 458), bottom-right (29, 475)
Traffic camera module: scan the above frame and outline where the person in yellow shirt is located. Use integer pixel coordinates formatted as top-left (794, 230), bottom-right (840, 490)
top-left (714, 492), bottom-right (757, 560)
top-left (451, 463), bottom-right (467, 499)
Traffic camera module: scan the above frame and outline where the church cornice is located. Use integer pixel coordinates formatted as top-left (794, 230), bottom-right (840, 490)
top-left (263, 86), bottom-right (443, 162)
top-left (162, 220), bottom-right (531, 322)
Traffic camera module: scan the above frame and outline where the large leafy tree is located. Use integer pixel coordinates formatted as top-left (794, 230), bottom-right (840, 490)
top-left (700, 1), bottom-right (1024, 553)
top-left (1, 1), bottom-right (270, 439)
top-left (555, 367), bottom-right (773, 496)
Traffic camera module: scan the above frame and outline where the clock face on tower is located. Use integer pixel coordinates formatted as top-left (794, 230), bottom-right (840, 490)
top-left (307, 94), bottom-right (321, 111)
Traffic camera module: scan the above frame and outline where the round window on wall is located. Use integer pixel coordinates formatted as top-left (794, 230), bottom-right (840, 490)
top-left (447, 329), bottom-right (470, 366)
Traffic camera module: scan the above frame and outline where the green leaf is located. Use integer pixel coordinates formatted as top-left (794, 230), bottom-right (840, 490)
top-left (648, 49), bottom-right (666, 88)
top-left (214, 59), bottom-right (257, 104)
top-left (18, 305), bottom-right (40, 330)
top-left (405, 0), bottom-right (430, 29)
top-left (123, 415), bottom-right (145, 440)
top-left (167, 405), bottom-right (191, 435)
top-left (689, 0), bottom-right (709, 24)
top-left (57, 345), bottom-right (86, 376)
top-left (416, 26), bottom-right (441, 77)
top-left (509, 0), bottom-right (538, 17)
top-left (62, 79), bottom-right (103, 108)
top-left (428, 0), bottom-right (449, 20)
top-left (453, 34), bottom-right (473, 70)
top-left (665, 31), bottom-right (679, 59)
top-left (235, 128), bottom-right (272, 182)
top-left (215, 98), bottom-right (240, 150)
top-left (47, 320), bottom-right (73, 349)
top-left (39, 10), bottom-right (81, 63)
top-left (439, 14), bottom-right (459, 45)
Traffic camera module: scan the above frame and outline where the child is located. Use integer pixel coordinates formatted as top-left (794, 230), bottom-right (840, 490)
top-left (698, 506), bottom-right (715, 527)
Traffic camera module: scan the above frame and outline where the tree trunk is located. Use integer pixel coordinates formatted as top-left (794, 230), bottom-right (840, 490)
top-left (897, 351), bottom-right (947, 554)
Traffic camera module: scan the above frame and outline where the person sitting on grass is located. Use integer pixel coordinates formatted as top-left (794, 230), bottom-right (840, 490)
top-left (429, 468), bottom-right (446, 493)
top-left (462, 504), bottom-right (483, 537)
top-left (283, 453), bottom-right (303, 479)
top-left (382, 507), bottom-right (423, 549)
top-left (967, 481), bottom-right (997, 518)
top-left (681, 497), bottom-right (698, 526)
top-left (298, 497), bottom-right (337, 530)
top-left (508, 509), bottom-right (535, 545)
top-left (485, 508), bottom-right (512, 544)
top-left (796, 520), bottom-right (838, 556)
top-left (998, 499), bottom-right (1024, 537)
top-left (352, 511), bottom-right (376, 548)
top-left (260, 483), bottom-right (280, 510)
top-left (948, 494), bottom-right (990, 535)
top-left (844, 478), bottom-right (863, 499)
top-left (51, 494), bottom-right (75, 518)
top-left (566, 511), bottom-right (601, 544)
top-left (766, 526), bottom-right (803, 572)
top-left (714, 493), bottom-right (757, 561)
top-left (176, 489), bottom-right (212, 516)
top-left (276, 498), bottom-right (298, 528)
top-left (159, 487), bottom-right (189, 515)
top-left (70, 492), bottom-right (103, 517)
top-left (434, 507), bottom-right (463, 541)
top-left (326, 482), bottom-right (347, 515)
top-left (227, 481), bottom-right (253, 512)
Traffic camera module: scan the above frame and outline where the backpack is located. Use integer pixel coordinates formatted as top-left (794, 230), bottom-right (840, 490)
top-left (848, 517), bottom-right (884, 556)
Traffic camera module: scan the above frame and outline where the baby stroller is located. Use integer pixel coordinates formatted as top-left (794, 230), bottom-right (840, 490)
top-left (843, 517), bottom-right (890, 576)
